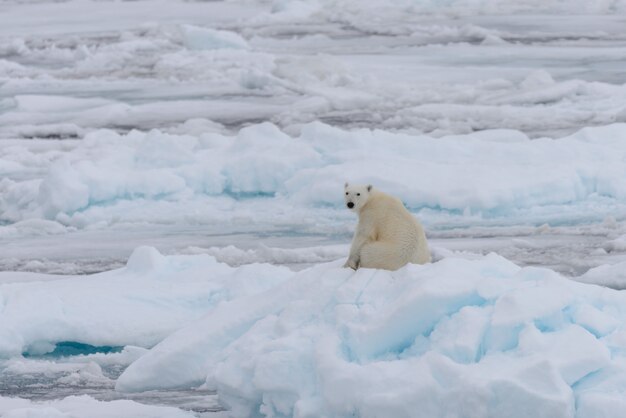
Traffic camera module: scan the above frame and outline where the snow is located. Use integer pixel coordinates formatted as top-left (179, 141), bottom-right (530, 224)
top-left (98, 250), bottom-right (626, 417)
top-left (603, 234), bottom-right (626, 252)
top-left (4, 248), bottom-right (626, 416)
top-left (4, 122), bottom-right (626, 233)
top-left (182, 244), bottom-right (348, 267)
top-left (0, 247), bottom-right (291, 358)
top-left (576, 262), bottom-right (626, 289)
top-left (5, 249), bottom-right (626, 417)
top-left (4, 0), bottom-right (626, 416)
top-left (182, 26), bottom-right (250, 51)
top-left (0, 395), bottom-right (196, 418)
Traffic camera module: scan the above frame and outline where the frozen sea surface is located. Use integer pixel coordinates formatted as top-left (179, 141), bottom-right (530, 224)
top-left (2, 1), bottom-right (626, 139)
top-left (3, 0), bottom-right (626, 417)
top-left (0, 352), bottom-right (223, 416)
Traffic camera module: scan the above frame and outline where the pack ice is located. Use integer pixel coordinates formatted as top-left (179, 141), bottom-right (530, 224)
top-left (3, 244), bottom-right (626, 417)
top-left (111, 252), bottom-right (626, 418)
top-left (4, 122), bottom-right (626, 230)
top-left (3, 0), bottom-right (626, 415)
top-left (0, 395), bottom-right (197, 418)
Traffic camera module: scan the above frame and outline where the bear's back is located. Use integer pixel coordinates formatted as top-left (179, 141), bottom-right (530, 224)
top-left (360, 191), bottom-right (419, 242)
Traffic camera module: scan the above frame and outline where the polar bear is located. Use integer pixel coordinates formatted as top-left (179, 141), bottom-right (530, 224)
top-left (343, 183), bottom-right (430, 270)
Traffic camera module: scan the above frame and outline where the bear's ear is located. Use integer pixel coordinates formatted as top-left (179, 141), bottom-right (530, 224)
top-left (367, 184), bottom-right (372, 192)
top-left (345, 182), bottom-right (349, 189)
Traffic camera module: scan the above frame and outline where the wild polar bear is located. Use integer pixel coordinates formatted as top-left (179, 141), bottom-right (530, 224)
top-left (343, 183), bottom-right (430, 270)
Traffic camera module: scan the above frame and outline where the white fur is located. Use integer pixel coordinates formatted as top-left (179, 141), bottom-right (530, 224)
top-left (343, 183), bottom-right (431, 270)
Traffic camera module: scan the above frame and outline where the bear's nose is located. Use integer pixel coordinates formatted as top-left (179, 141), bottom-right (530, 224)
top-left (347, 202), bottom-right (354, 209)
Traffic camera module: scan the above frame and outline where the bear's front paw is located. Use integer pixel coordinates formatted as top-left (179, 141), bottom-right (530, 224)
top-left (343, 258), bottom-right (358, 270)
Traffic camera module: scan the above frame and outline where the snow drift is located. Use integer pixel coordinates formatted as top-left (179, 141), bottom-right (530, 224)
top-left (3, 247), bottom-right (626, 417)
top-left (4, 123), bottom-right (626, 230)
top-left (0, 246), bottom-right (291, 358)
top-left (107, 250), bottom-right (626, 418)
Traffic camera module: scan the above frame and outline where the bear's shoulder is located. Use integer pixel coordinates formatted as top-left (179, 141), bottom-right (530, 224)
top-left (369, 190), bottom-right (401, 204)
top-left (363, 190), bottom-right (403, 211)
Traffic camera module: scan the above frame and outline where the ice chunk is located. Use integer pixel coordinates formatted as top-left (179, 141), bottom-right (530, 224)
top-left (576, 262), bottom-right (626, 289)
top-left (344, 271), bottom-right (485, 360)
top-left (486, 269), bottom-right (574, 351)
top-left (572, 304), bottom-right (619, 338)
top-left (517, 324), bottom-right (611, 385)
top-left (116, 260), bottom-right (352, 393)
top-left (182, 25), bottom-right (249, 50)
top-left (430, 305), bottom-right (491, 363)
top-left (603, 234), bottom-right (626, 252)
top-left (577, 393), bottom-right (626, 418)
top-left (0, 247), bottom-right (291, 358)
top-left (125, 246), bottom-right (166, 273)
top-left (520, 70), bottom-right (555, 90)
top-left (111, 253), bottom-right (626, 417)
top-left (38, 159), bottom-right (90, 219)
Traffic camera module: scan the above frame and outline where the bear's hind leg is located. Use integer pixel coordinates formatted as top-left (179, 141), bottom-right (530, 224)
top-left (359, 242), bottom-right (406, 271)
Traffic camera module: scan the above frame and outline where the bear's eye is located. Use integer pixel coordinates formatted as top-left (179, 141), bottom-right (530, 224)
top-left (345, 192), bottom-right (348, 195)
top-left (357, 193), bottom-right (360, 196)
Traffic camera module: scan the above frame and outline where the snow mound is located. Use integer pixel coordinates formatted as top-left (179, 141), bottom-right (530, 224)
top-left (125, 246), bottom-right (166, 273)
top-left (0, 248), bottom-right (292, 358)
top-left (4, 122), bottom-right (626, 228)
top-left (109, 253), bottom-right (626, 418)
top-left (3, 247), bottom-right (626, 416)
top-left (603, 234), bottom-right (626, 252)
top-left (182, 25), bottom-right (249, 50)
top-left (576, 262), bottom-right (626, 289)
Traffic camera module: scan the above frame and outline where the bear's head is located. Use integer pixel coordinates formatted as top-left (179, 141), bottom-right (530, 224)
top-left (344, 182), bottom-right (372, 212)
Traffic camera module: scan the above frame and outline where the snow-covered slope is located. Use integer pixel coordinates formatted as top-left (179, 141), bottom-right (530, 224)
top-left (4, 123), bottom-right (626, 231)
top-left (4, 248), bottom-right (626, 417)
top-left (0, 247), bottom-right (291, 358)
top-left (111, 252), bottom-right (626, 418)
